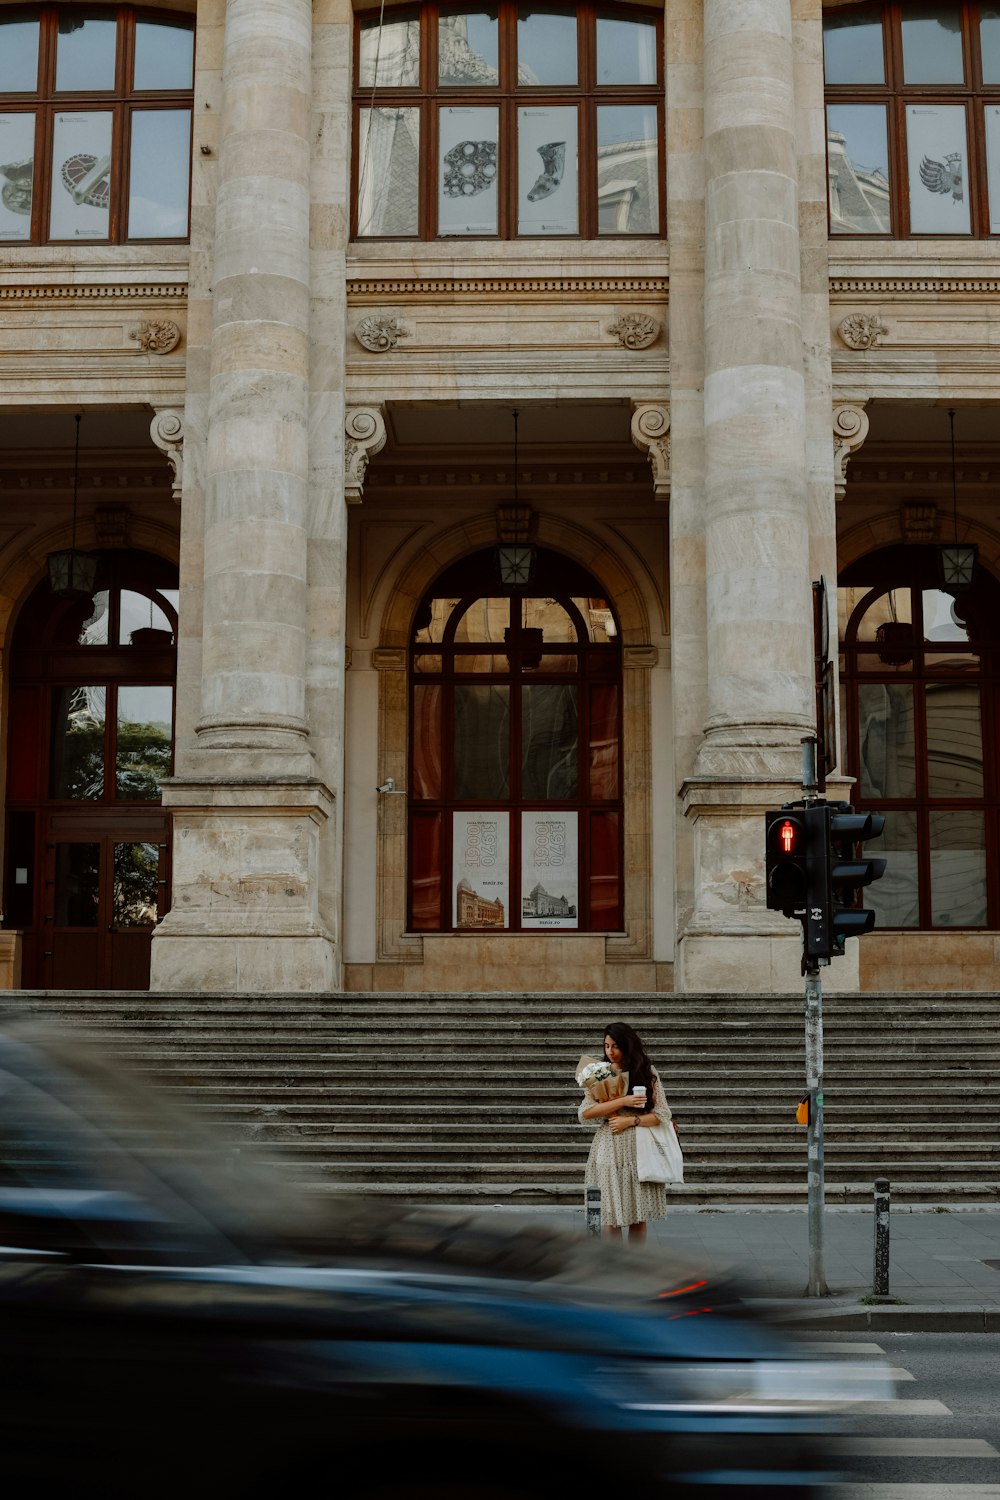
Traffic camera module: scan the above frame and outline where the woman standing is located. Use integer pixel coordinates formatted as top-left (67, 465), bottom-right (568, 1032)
top-left (580, 1021), bottom-right (671, 1243)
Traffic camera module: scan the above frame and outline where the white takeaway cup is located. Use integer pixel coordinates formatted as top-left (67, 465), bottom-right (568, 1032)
top-left (633, 1086), bottom-right (647, 1102)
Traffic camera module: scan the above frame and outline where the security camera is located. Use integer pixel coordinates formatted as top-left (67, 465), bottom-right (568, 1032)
top-left (376, 777), bottom-right (396, 794)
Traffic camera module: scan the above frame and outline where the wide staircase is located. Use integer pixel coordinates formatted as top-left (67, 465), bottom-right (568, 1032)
top-left (1, 990), bottom-right (998, 1210)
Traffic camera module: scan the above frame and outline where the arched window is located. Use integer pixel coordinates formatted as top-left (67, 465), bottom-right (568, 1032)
top-left (824, 2), bottom-right (1000, 237)
top-left (408, 546), bottom-right (623, 932)
top-left (352, 2), bottom-right (663, 239)
top-left (5, 550), bottom-right (178, 988)
top-left (0, 6), bottom-right (194, 245)
top-left (839, 546), bottom-right (1000, 928)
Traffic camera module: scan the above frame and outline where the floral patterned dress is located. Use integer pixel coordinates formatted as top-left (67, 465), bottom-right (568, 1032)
top-left (580, 1070), bottom-right (671, 1229)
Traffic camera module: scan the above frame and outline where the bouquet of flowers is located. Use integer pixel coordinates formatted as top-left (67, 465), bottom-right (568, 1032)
top-left (575, 1054), bottom-right (626, 1105)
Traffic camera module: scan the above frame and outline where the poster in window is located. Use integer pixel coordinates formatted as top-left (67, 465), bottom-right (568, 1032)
top-left (438, 105), bottom-right (499, 236)
top-left (0, 112), bottom-right (35, 240)
top-left (521, 810), bottom-right (578, 929)
top-left (517, 105), bottom-right (577, 235)
top-left (985, 106), bottom-right (1000, 234)
top-left (453, 811), bottom-right (509, 928)
top-left (905, 104), bottom-right (970, 235)
top-left (49, 111), bottom-right (113, 240)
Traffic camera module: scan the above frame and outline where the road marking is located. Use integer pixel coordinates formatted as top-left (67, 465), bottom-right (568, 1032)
top-left (829, 1438), bottom-right (1000, 1458)
top-left (838, 1399), bottom-right (953, 1416)
top-left (824, 1487), bottom-right (1000, 1498)
top-left (802, 1341), bottom-right (887, 1355)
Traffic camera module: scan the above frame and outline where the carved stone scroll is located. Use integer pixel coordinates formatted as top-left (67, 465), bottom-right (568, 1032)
top-left (833, 402), bottom-right (870, 502)
top-left (608, 313), bottom-right (660, 350)
top-left (630, 401), bottom-right (670, 499)
top-left (150, 408), bottom-right (184, 504)
top-left (345, 406), bottom-right (388, 504)
top-left (355, 315), bottom-right (409, 352)
top-left (130, 319), bottom-right (182, 354)
top-left (838, 313), bottom-right (888, 351)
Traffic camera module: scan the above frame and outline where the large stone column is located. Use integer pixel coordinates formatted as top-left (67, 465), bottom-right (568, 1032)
top-left (151, 0), bottom-right (336, 992)
top-left (676, 0), bottom-right (848, 990)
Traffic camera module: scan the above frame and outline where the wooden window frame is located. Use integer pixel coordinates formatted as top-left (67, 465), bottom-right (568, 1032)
top-left (351, 1), bottom-right (665, 241)
top-left (825, 1), bottom-right (1000, 238)
top-left (0, 4), bottom-right (194, 246)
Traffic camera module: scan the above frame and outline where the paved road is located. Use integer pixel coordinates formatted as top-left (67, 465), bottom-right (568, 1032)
top-left (812, 1332), bottom-right (1000, 1497)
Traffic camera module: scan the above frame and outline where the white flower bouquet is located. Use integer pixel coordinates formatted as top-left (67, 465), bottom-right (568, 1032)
top-left (575, 1054), bottom-right (626, 1105)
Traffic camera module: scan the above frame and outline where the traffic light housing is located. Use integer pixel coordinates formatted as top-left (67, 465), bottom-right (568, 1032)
top-left (827, 803), bottom-right (887, 956)
top-left (765, 800), bottom-right (887, 964)
top-left (764, 809), bottom-right (808, 917)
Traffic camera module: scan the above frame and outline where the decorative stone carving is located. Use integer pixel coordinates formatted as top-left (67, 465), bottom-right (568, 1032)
top-left (630, 401), bottom-right (670, 499)
top-left (345, 406), bottom-right (387, 503)
top-left (608, 313), bottom-right (660, 350)
top-left (149, 408), bottom-right (184, 504)
top-left (95, 507), bottom-right (131, 548)
top-left (495, 504), bottom-right (533, 543)
top-left (130, 319), bottom-right (182, 354)
top-left (902, 501), bottom-right (939, 544)
top-left (833, 402), bottom-right (870, 502)
top-left (838, 313), bottom-right (888, 351)
top-left (355, 315), bottom-right (409, 352)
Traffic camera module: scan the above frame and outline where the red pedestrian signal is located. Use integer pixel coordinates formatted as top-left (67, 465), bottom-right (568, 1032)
top-left (779, 819), bottom-right (796, 854)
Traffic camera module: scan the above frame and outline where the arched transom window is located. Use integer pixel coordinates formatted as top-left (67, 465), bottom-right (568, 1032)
top-left (408, 547), bottom-right (623, 933)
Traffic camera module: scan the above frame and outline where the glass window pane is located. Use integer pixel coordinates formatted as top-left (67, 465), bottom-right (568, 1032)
top-left (517, 8), bottom-right (577, 85)
top-left (454, 685), bottom-right (509, 799)
top-left (113, 842), bottom-right (158, 927)
top-left (119, 589), bottom-right (175, 646)
top-left (985, 104), bottom-right (1000, 233)
top-left (438, 10), bottom-right (499, 85)
top-left (454, 653), bottom-right (506, 672)
top-left (863, 811), bottom-right (919, 928)
top-left (583, 600), bottom-right (617, 643)
top-left (906, 104), bottom-right (969, 233)
top-left (359, 11), bottom-right (420, 88)
top-left (522, 598), bottom-right (578, 642)
top-left (438, 105), bottom-right (498, 235)
top-left (415, 597), bottom-right (461, 643)
top-left (596, 13), bottom-right (657, 84)
top-left (590, 684), bottom-right (619, 800)
top-left (410, 813), bottom-right (442, 929)
top-left (50, 685), bottom-right (106, 800)
top-left (589, 810), bottom-right (620, 930)
top-left (128, 109), bottom-right (191, 239)
top-left (357, 107), bottom-right (420, 236)
top-left (827, 105), bottom-right (891, 234)
top-left (983, 7), bottom-right (1000, 83)
top-left (54, 843), bottom-right (100, 926)
top-left (822, 5), bottom-right (885, 84)
top-left (922, 588), bottom-right (972, 642)
top-left (857, 683), bottom-right (916, 799)
top-left (0, 112), bottom-right (36, 241)
top-left (521, 652), bottom-right (576, 674)
top-left (518, 105), bottom-right (577, 234)
top-left (453, 598), bottom-right (509, 642)
top-left (856, 588), bottom-right (913, 643)
top-left (55, 12), bottom-right (117, 92)
top-left (0, 11), bottom-right (40, 92)
top-left (134, 21), bottom-right (194, 90)
top-left (521, 683), bottom-right (578, 800)
top-left (49, 110), bottom-right (113, 240)
top-left (901, 2), bottom-right (965, 84)
top-left (116, 685), bottom-right (172, 801)
top-left (80, 589), bottom-right (110, 645)
top-left (597, 104), bottom-right (658, 235)
top-left (412, 683), bottom-right (442, 799)
top-left (926, 682), bottom-right (983, 797)
top-left (930, 810), bottom-right (986, 925)
top-left (521, 811), bottom-right (577, 927)
top-left (413, 653), bottom-right (442, 674)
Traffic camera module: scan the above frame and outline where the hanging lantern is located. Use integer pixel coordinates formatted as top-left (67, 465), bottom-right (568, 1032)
top-left (494, 410), bottom-right (536, 589)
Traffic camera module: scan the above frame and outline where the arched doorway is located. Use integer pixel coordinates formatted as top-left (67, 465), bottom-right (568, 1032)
top-left (839, 546), bottom-right (1000, 930)
top-left (5, 551), bottom-right (178, 989)
top-left (407, 547), bottom-right (623, 933)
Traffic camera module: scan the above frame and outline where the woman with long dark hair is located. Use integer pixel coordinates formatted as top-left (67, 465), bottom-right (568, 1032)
top-left (580, 1021), bottom-right (671, 1242)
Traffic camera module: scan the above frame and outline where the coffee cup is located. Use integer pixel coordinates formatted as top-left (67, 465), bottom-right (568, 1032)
top-left (633, 1085), bottom-right (647, 1102)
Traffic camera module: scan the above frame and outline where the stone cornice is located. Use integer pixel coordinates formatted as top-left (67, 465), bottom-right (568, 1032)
top-left (0, 283), bottom-right (187, 305)
top-left (830, 276), bottom-right (1000, 296)
top-left (348, 275), bottom-right (668, 300)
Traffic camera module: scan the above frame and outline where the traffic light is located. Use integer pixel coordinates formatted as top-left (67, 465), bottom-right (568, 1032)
top-left (764, 808), bottom-right (808, 917)
top-left (827, 803), bottom-right (887, 955)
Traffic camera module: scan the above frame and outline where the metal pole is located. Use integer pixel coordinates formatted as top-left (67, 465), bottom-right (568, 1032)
top-left (585, 1185), bottom-right (602, 1236)
top-left (801, 736), bottom-right (828, 1296)
top-left (873, 1177), bottom-right (891, 1297)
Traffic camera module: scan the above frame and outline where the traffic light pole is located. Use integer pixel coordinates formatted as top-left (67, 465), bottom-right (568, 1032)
top-left (801, 738), bottom-right (829, 1297)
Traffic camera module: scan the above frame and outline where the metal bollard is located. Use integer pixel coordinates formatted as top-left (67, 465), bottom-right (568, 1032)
top-left (873, 1177), bottom-right (890, 1297)
top-left (585, 1185), bottom-right (602, 1236)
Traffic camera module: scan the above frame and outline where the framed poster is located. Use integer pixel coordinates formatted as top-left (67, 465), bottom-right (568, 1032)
top-left (986, 105), bottom-right (1000, 235)
top-left (0, 112), bottom-right (35, 240)
top-left (438, 105), bottom-right (498, 236)
top-left (49, 111), bottom-right (113, 240)
top-left (521, 811), bottom-right (578, 928)
top-left (517, 105), bottom-right (577, 235)
top-left (905, 104), bottom-right (970, 234)
top-left (453, 811), bottom-right (509, 928)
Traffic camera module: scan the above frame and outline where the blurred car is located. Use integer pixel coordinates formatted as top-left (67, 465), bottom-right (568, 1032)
top-left (0, 1021), bottom-right (879, 1498)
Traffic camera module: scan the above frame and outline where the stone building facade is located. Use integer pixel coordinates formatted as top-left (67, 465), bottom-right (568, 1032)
top-left (1, 0), bottom-right (998, 996)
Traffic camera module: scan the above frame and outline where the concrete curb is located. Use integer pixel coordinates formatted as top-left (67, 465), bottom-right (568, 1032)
top-left (747, 1299), bottom-right (1000, 1333)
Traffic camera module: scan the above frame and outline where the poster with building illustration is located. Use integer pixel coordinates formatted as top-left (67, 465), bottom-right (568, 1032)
top-left (521, 811), bottom-right (578, 928)
top-left (453, 811), bottom-right (509, 928)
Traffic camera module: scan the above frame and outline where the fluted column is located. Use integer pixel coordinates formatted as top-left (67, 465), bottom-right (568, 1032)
top-left (198, 0), bottom-right (312, 750)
